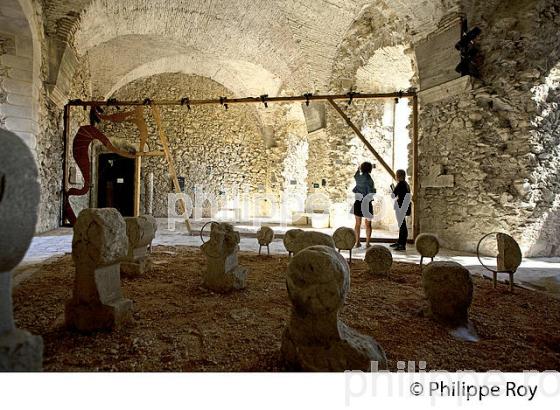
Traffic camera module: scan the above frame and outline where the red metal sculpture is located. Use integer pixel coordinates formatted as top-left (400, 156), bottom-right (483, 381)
top-left (63, 107), bottom-right (141, 224)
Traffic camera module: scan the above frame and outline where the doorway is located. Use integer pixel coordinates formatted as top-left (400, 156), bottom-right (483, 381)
top-left (97, 153), bottom-right (135, 217)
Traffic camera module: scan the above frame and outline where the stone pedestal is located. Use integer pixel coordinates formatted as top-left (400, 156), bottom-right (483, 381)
top-left (201, 223), bottom-right (247, 293)
top-left (0, 129), bottom-right (43, 371)
top-left (281, 245), bottom-right (387, 371)
top-left (121, 215), bottom-right (157, 277)
top-left (65, 208), bottom-right (133, 332)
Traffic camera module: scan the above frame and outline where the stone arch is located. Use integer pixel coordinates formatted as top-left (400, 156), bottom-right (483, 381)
top-left (71, 1), bottom-right (305, 92)
top-left (299, 3), bottom-right (422, 232)
top-left (328, 3), bottom-right (419, 93)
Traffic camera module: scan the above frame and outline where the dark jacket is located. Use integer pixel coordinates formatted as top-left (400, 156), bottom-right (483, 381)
top-left (352, 170), bottom-right (376, 198)
top-left (393, 180), bottom-right (411, 216)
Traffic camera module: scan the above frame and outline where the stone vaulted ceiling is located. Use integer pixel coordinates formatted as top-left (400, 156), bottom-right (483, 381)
top-left (42, 0), bottom-right (460, 97)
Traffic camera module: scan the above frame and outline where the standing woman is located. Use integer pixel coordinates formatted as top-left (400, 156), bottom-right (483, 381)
top-left (351, 162), bottom-right (376, 248)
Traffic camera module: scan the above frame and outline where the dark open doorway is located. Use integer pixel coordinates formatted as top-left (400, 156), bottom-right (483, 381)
top-left (97, 153), bottom-right (135, 217)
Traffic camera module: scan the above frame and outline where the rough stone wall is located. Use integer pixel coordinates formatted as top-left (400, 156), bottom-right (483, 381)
top-left (417, 0), bottom-right (560, 256)
top-left (99, 73), bottom-right (277, 218)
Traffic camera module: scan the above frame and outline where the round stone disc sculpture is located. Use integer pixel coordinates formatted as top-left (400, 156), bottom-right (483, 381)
top-left (415, 233), bottom-right (440, 267)
top-left (477, 232), bottom-right (522, 292)
top-left (0, 129), bottom-right (43, 371)
top-left (333, 227), bottom-right (356, 263)
top-left (365, 245), bottom-right (393, 275)
top-left (283, 229), bottom-right (304, 257)
top-left (291, 231), bottom-right (336, 255)
top-left (281, 245), bottom-right (387, 371)
top-left (422, 261), bottom-right (473, 327)
top-left (256, 226), bottom-right (274, 256)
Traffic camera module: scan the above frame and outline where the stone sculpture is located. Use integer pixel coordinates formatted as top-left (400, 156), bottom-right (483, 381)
top-left (496, 233), bottom-right (522, 292)
top-left (415, 233), bottom-right (440, 267)
top-left (0, 129), bottom-right (43, 371)
top-left (65, 208), bottom-right (133, 332)
top-left (291, 231), bottom-right (335, 255)
top-left (121, 215), bottom-right (157, 277)
top-left (365, 245), bottom-right (393, 275)
top-left (422, 261), bottom-right (473, 327)
top-left (281, 245), bottom-right (387, 371)
top-left (200, 222), bottom-right (247, 293)
top-left (333, 227), bottom-right (356, 263)
top-left (283, 228), bottom-right (304, 257)
top-left (256, 226), bottom-right (274, 256)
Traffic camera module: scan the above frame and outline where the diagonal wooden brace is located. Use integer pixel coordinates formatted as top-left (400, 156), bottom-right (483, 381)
top-left (327, 98), bottom-right (396, 180)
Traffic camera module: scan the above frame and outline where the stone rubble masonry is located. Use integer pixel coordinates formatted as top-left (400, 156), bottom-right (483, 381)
top-left (416, 0), bottom-right (560, 257)
top-left (65, 208), bottom-right (133, 332)
top-left (0, 128), bottom-right (43, 371)
top-left (98, 73), bottom-right (274, 218)
top-left (281, 245), bottom-right (387, 371)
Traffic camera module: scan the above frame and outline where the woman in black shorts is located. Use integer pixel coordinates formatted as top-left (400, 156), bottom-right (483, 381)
top-left (351, 162), bottom-right (376, 248)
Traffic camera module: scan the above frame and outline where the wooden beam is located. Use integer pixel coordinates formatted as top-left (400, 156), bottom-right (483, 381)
top-left (412, 95), bottom-right (420, 240)
top-left (67, 91), bottom-right (416, 108)
top-left (61, 104), bottom-right (71, 226)
top-left (327, 98), bottom-right (396, 180)
top-left (134, 155), bottom-right (142, 216)
top-left (136, 151), bottom-right (165, 157)
top-left (152, 106), bottom-right (192, 233)
top-left (133, 107), bottom-right (147, 217)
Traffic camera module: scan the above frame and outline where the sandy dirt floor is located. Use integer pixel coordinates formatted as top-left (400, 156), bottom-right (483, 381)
top-left (12, 245), bottom-right (560, 372)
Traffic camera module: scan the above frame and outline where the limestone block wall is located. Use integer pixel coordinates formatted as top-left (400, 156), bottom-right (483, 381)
top-left (0, 6), bottom-right (37, 151)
